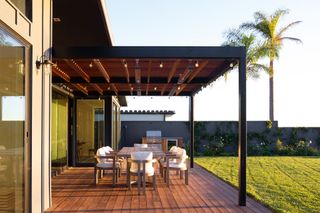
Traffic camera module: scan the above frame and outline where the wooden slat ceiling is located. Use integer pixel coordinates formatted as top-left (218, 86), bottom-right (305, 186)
top-left (52, 58), bottom-right (231, 96)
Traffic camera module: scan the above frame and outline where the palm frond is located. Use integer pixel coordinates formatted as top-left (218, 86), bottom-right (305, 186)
top-left (254, 11), bottom-right (268, 22)
top-left (279, 37), bottom-right (303, 44)
top-left (240, 22), bottom-right (257, 31)
top-left (278, 21), bottom-right (302, 37)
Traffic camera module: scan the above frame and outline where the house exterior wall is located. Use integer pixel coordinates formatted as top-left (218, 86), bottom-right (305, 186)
top-left (0, 0), bottom-right (52, 212)
top-left (120, 121), bottom-right (189, 147)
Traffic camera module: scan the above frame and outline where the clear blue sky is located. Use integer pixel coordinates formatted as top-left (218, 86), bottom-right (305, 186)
top-left (105, 0), bottom-right (320, 127)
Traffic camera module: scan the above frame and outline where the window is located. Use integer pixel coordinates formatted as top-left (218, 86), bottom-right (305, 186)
top-left (10, 0), bottom-right (32, 20)
top-left (0, 26), bottom-right (30, 212)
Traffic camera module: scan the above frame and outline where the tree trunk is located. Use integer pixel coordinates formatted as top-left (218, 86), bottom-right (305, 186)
top-left (269, 60), bottom-right (274, 121)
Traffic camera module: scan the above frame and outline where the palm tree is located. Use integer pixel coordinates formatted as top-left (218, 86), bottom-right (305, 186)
top-left (223, 28), bottom-right (268, 79)
top-left (241, 9), bottom-right (302, 121)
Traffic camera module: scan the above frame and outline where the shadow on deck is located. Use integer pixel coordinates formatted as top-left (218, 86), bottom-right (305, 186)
top-left (46, 164), bottom-right (271, 213)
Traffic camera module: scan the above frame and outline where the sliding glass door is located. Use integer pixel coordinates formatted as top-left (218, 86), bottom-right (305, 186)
top-left (51, 92), bottom-right (68, 167)
top-left (0, 26), bottom-right (30, 212)
top-left (76, 99), bottom-right (104, 164)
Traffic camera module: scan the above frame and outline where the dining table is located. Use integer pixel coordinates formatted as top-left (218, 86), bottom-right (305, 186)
top-left (117, 146), bottom-right (169, 187)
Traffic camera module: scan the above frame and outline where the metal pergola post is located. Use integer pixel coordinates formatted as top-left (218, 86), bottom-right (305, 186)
top-left (238, 56), bottom-right (247, 206)
top-left (189, 95), bottom-right (194, 168)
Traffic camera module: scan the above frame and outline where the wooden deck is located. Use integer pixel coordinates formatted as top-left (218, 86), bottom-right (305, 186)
top-left (46, 164), bottom-right (272, 213)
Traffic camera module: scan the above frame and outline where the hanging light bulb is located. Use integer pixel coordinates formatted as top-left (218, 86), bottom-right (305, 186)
top-left (159, 62), bottom-right (163, 68)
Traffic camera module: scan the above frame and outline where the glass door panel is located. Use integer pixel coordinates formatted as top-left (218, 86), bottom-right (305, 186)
top-left (76, 99), bottom-right (104, 164)
top-left (0, 27), bottom-right (29, 212)
top-left (51, 92), bottom-right (68, 167)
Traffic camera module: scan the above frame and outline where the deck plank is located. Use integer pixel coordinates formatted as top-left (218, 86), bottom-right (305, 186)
top-left (45, 164), bottom-right (272, 213)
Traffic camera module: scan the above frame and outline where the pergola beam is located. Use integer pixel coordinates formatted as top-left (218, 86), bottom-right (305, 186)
top-left (64, 59), bottom-right (90, 83)
top-left (146, 60), bottom-right (152, 95)
top-left (91, 83), bottom-right (103, 95)
top-left (73, 83), bottom-right (88, 95)
top-left (52, 66), bottom-right (70, 82)
top-left (54, 46), bottom-right (246, 59)
top-left (122, 59), bottom-right (130, 83)
top-left (52, 76), bottom-right (210, 84)
top-left (92, 59), bottom-right (110, 83)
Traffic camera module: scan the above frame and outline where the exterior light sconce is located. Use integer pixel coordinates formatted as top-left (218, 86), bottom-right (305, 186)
top-left (36, 55), bottom-right (56, 69)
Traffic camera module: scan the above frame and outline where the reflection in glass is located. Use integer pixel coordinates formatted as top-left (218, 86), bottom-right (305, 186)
top-left (51, 92), bottom-right (68, 167)
top-left (0, 27), bottom-right (26, 212)
top-left (76, 99), bottom-right (104, 163)
top-left (9, 0), bottom-right (32, 20)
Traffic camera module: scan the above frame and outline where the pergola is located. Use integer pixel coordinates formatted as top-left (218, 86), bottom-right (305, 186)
top-left (52, 0), bottom-right (247, 206)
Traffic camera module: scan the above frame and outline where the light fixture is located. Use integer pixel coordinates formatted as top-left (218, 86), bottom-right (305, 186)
top-left (195, 61), bottom-right (199, 68)
top-left (107, 86), bottom-right (111, 90)
top-left (230, 62), bottom-right (234, 68)
top-left (36, 55), bottom-right (56, 69)
top-left (159, 62), bottom-right (163, 68)
top-left (154, 87), bottom-right (157, 91)
top-left (177, 86), bottom-right (181, 90)
top-left (89, 62), bottom-right (93, 68)
top-left (124, 62), bottom-right (128, 68)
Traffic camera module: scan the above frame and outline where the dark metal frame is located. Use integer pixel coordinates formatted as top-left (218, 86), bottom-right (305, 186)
top-left (53, 45), bottom-right (247, 206)
top-left (189, 96), bottom-right (194, 168)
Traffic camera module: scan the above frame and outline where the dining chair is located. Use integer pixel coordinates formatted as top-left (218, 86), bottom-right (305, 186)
top-left (160, 147), bottom-right (189, 186)
top-left (94, 147), bottom-right (120, 186)
top-left (129, 151), bottom-right (156, 195)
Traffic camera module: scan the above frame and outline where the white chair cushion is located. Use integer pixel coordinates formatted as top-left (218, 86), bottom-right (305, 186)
top-left (96, 148), bottom-right (107, 163)
top-left (169, 146), bottom-right (178, 152)
top-left (130, 151), bottom-right (154, 175)
top-left (134, 144), bottom-right (148, 148)
top-left (96, 161), bottom-right (120, 168)
top-left (162, 147), bottom-right (188, 170)
top-left (102, 146), bottom-right (113, 153)
top-left (96, 147), bottom-right (116, 163)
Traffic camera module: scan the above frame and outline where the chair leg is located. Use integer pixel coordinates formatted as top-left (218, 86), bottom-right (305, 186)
top-left (94, 167), bottom-right (97, 185)
top-left (128, 172), bottom-right (131, 191)
top-left (153, 174), bottom-right (156, 190)
top-left (112, 168), bottom-right (116, 187)
top-left (166, 167), bottom-right (170, 187)
top-left (185, 169), bottom-right (188, 185)
top-left (163, 168), bottom-right (166, 183)
top-left (143, 174), bottom-right (146, 195)
top-left (160, 164), bottom-right (163, 177)
top-left (180, 170), bottom-right (183, 179)
top-left (143, 164), bottom-right (146, 195)
top-left (137, 172), bottom-right (141, 195)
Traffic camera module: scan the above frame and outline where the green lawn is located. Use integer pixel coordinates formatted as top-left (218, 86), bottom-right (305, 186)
top-left (195, 156), bottom-right (320, 213)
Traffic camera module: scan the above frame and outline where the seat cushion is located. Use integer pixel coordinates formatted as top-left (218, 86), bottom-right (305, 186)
top-left (130, 151), bottom-right (154, 175)
top-left (162, 162), bottom-right (187, 170)
top-left (96, 162), bottom-right (120, 168)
